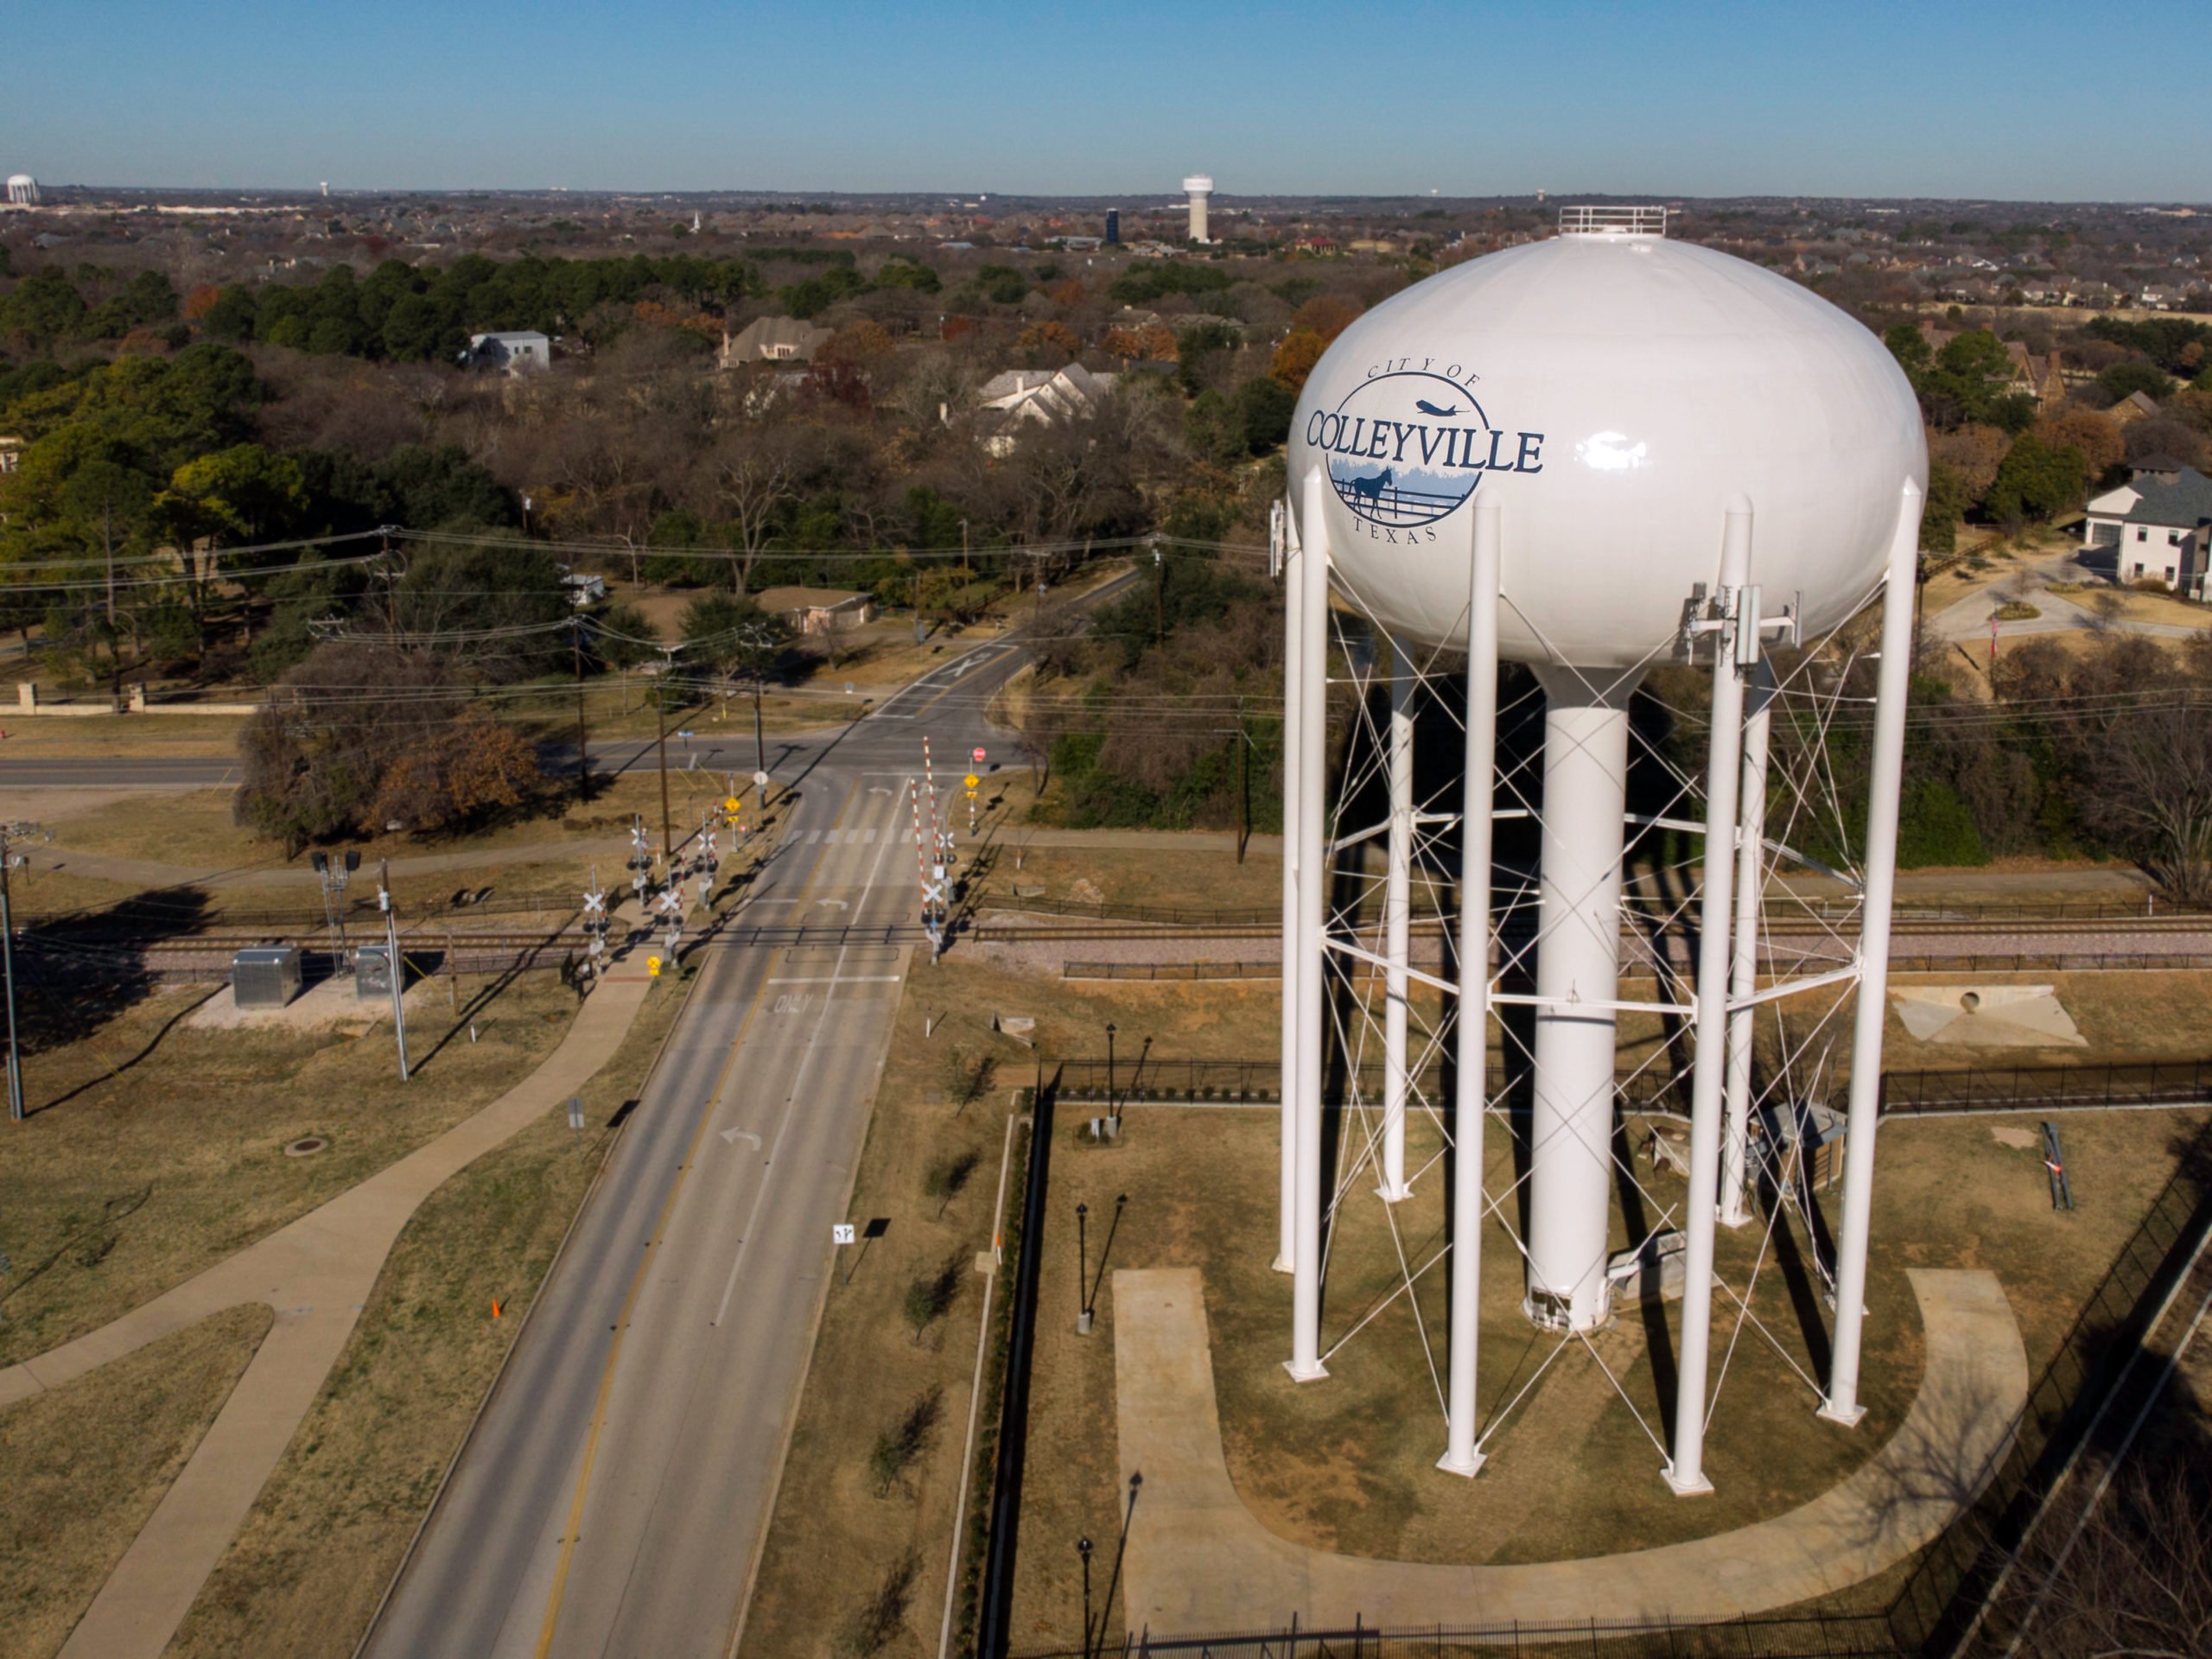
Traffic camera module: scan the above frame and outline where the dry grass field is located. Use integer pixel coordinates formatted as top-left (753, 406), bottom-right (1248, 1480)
top-left (0, 972), bottom-right (581, 1366)
top-left (0, 1304), bottom-right (272, 1659)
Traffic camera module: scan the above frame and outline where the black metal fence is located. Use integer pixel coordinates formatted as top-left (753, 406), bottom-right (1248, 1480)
top-left (1046, 1058), bottom-right (1681, 1111)
top-left (1040, 1052), bottom-right (2212, 1121)
top-left (1882, 1058), bottom-right (2212, 1116)
top-left (1017, 1610), bottom-right (1904, 1656)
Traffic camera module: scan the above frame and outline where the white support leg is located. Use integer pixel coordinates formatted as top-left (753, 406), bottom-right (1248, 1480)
top-left (1289, 466), bottom-right (1332, 1382)
top-left (1822, 480), bottom-right (1925, 1427)
top-left (1380, 636), bottom-right (1414, 1203)
top-left (1523, 668), bottom-right (1638, 1332)
top-left (1440, 497), bottom-right (1500, 1478)
top-left (1719, 655), bottom-right (1775, 1228)
top-left (1666, 501), bottom-right (1755, 1499)
top-left (1277, 499), bottom-right (1304, 1275)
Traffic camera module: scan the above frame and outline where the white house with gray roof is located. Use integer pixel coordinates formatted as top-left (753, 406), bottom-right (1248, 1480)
top-left (2083, 461), bottom-right (2212, 596)
top-left (973, 362), bottom-right (1118, 457)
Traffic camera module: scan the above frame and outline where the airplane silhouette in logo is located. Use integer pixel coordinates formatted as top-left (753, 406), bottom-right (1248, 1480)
top-left (1414, 398), bottom-right (1459, 417)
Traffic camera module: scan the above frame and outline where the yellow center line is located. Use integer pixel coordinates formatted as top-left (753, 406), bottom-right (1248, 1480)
top-left (532, 776), bottom-right (858, 1659)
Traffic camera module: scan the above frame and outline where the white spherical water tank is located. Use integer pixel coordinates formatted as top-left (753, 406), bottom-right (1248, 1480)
top-left (1287, 226), bottom-right (1925, 666)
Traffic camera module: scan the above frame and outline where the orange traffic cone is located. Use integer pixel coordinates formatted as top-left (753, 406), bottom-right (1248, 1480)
top-left (491, 1298), bottom-right (503, 1319)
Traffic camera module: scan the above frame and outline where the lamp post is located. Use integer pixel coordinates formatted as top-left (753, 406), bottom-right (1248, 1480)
top-left (1076, 1535), bottom-right (1094, 1657)
top-left (1103, 1022), bottom-right (1117, 1139)
top-left (1076, 1202), bottom-right (1092, 1334)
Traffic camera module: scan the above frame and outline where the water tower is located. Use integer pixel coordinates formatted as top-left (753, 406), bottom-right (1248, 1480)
top-left (1183, 175), bottom-right (1213, 244)
top-left (1275, 205), bottom-right (1925, 1495)
top-left (6, 175), bottom-right (38, 207)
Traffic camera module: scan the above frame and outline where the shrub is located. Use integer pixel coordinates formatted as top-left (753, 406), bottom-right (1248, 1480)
top-left (902, 1255), bottom-right (964, 1343)
top-left (924, 1150), bottom-right (981, 1217)
top-left (867, 1386), bottom-right (944, 1496)
top-left (835, 1549), bottom-right (920, 1657)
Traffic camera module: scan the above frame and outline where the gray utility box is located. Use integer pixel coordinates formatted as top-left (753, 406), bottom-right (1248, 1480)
top-left (353, 943), bottom-right (397, 1000)
top-left (232, 945), bottom-right (303, 1009)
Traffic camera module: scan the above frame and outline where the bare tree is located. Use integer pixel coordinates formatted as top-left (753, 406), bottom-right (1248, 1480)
top-left (697, 421), bottom-right (813, 594)
top-left (1997, 1463), bottom-right (2212, 1658)
top-left (2077, 702), bottom-right (2212, 902)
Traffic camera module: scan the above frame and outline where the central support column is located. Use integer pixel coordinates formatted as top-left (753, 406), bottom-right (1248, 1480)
top-left (1523, 665), bottom-right (1640, 1332)
top-left (1380, 636), bottom-right (1414, 1203)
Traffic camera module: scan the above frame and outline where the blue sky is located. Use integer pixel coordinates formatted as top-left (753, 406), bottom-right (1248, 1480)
top-left (5, 1), bottom-right (2207, 200)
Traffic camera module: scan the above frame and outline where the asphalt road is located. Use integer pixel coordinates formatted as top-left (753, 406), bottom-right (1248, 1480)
top-left (357, 617), bottom-right (1075, 1657)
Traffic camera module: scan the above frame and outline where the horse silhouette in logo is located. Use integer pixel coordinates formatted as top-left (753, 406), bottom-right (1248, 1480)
top-left (1348, 467), bottom-right (1394, 503)
top-left (1414, 399), bottom-right (1459, 417)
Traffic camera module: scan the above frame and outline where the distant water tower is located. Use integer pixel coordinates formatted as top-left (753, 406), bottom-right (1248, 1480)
top-left (1183, 175), bottom-right (1213, 244)
top-left (1104, 208), bottom-right (1120, 245)
top-left (7, 175), bottom-right (39, 207)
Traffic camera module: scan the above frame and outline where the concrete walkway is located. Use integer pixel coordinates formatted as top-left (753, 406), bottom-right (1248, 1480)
top-left (0, 963), bottom-right (658, 1659)
top-left (1113, 1266), bottom-right (2025, 1637)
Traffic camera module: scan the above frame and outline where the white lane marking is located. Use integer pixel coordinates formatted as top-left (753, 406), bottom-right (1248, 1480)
top-left (711, 803), bottom-right (906, 1329)
top-left (766, 975), bottom-right (902, 985)
top-left (721, 1127), bottom-right (762, 1149)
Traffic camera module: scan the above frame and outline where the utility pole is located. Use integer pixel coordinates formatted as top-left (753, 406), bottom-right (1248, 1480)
top-left (2, 821), bottom-right (49, 1123)
top-left (103, 497), bottom-right (119, 698)
top-left (1232, 703), bottom-right (1249, 864)
top-left (655, 645), bottom-right (676, 861)
top-left (570, 613), bottom-right (591, 804)
top-left (378, 860), bottom-right (410, 1081)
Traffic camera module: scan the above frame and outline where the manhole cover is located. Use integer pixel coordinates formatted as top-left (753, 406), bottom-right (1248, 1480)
top-left (284, 1136), bottom-right (329, 1158)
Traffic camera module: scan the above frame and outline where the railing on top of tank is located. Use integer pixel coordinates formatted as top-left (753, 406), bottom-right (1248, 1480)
top-left (1559, 204), bottom-right (1668, 237)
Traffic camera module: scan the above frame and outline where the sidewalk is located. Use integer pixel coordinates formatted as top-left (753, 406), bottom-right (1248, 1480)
top-left (0, 964), bottom-right (658, 1659)
top-left (1113, 1266), bottom-right (2025, 1636)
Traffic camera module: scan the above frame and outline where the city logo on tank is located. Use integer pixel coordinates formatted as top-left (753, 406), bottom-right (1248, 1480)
top-left (1306, 364), bottom-right (1545, 543)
